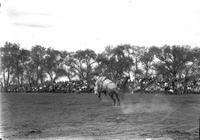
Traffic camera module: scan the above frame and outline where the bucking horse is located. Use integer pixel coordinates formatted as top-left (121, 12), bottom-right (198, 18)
top-left (94, 75), bottom-right (130, 106)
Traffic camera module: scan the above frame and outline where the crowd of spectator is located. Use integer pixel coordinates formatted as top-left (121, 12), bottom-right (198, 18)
top-left (0, 80), bottom-right (94, 93)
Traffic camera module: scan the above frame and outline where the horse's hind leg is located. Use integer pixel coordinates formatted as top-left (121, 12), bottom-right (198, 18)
top-left (98, 92), bottom-right (102, 101)
top-left (110, 93), bottom-right (116, 106)
top-left (114, 93), bottom-right (120, 106)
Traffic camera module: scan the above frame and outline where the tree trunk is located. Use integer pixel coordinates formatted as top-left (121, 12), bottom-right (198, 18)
top-left (140, 80), bottom-right (145, 92)
top-left (5, 68), bottom-right (11, 92)
top-left (36, 66), bottom-right (39, 91)
top-left (3, 70), bottom-right (6, 91)
top-left (183, 77), bottom-right (189, 94)
top-left (17, 73), bottom-right (20, 92)
top-left (67, 75), bottom-right (72, 81)
top-left (134, 58), bottom-right (138, 80)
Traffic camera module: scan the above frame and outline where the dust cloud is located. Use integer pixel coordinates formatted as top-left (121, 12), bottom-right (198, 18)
top-left (120, 95), bottom-right (173, 114)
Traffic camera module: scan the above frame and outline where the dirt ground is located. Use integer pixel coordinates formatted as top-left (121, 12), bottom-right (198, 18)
top-left (0, 92), bottom-right (200, 140)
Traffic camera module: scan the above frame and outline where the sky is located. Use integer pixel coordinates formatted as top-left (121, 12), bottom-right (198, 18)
top-left (0, 0), bottom-right (200, 53)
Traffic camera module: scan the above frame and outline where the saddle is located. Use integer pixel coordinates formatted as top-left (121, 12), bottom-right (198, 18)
top-left (96, 76), bottom-right (117, 94)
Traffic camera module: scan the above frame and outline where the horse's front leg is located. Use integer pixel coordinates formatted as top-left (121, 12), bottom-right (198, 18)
top-left (115, 93), bottom-right (120, 106)
top-left (98, 92), bottom-right (102, 101)
top-left (110, 92), bottom-right (116, 106)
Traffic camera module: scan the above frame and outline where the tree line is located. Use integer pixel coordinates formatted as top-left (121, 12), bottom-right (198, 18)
top-left (1, 42), bottom-right (200, 94)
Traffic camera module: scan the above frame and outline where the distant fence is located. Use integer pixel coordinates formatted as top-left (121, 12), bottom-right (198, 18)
top-left (0, 81), bottom-right (94, 93)
top-left (1, 80), bottom-right (200, 94)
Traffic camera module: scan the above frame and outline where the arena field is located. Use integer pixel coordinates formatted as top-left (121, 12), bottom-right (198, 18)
top-left (1, 92), bottom-right (200, 140)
